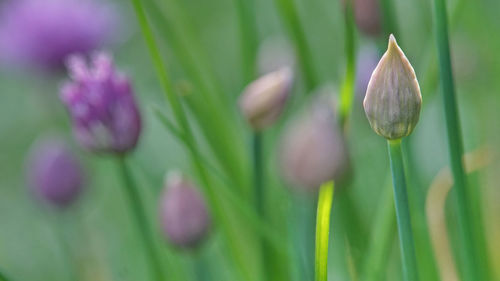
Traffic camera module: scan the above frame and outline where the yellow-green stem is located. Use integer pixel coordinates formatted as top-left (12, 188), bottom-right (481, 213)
top-left (315, 181), bottom-right (335, 281)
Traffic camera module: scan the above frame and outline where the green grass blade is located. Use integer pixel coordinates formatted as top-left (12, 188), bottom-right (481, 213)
top-left (315, 181), bottom-right (335, 281)
top-left (273, 0), bottom-right (318, 91)
top-left (432, 0), bottom-right (482, 280)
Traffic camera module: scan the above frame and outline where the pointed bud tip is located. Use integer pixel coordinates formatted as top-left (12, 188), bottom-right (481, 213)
top-left (387, 34), bottom-right (399, 53)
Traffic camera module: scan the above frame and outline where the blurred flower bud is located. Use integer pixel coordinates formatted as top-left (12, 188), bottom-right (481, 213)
top-left (160, 172), bottom-right (211, 249)
top-left (279, 96), bottom-right (349, 191)
top-left (257, 37), bottom-right (296, 75)
top-left (363, 35), bottom-right (422, 140)
top-left (347, 0), bottom-right (381, 36)
top-left (0, 0), bottom-right (118, 70)
top-left (355, 44), bottom-right (380, 101)
top-left (239, 67), bottom-right (293, 131)
top-left (60, 53), bottom-right (142, 154)
top-left (27, 137), bottom-right (85, 208)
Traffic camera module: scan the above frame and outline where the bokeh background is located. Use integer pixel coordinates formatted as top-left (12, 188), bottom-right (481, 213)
top-left (0, 0), bottom-right (499, 280)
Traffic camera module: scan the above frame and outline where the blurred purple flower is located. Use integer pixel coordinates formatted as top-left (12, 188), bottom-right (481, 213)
top-left (160, 172), bottom-right (211, 249)
top-left (0, 0), bottom-right (118, 70)
top-left (279, 96), bottom-right (349, 191)
top-left (27, 137), bottom-right (85, 208)
top-left (60, 53), bottom-right (142, 154)
top-left (355, 44), bottom-right (380, 101)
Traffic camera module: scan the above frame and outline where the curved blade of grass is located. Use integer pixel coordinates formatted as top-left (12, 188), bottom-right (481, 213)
top-left (432, 0), bottom-right (482, 280)
top-left (315, 181), bottom-right (335, 281)
top-left (273, 0), bottom-right (318, 91)
top-left (129, 1), bottom-right (253, 280)
top-left (145, 0), bottom-right (250, 194)
top-left (234, 0), bottom-right (258, 82)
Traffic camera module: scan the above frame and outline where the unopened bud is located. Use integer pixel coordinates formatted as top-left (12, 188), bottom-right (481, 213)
top-left (363, 34), bottom-right (422, 140)
top-left (159, 172), bottom-right (211, 249)
top-left (26, 137), bottom-right (85, 208)
top-left (279, 96), bottom-right (349, 191)
top-left (238, 67), bottom-right (293, 131)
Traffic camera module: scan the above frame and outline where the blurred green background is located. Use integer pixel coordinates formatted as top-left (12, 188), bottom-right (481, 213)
top-left (1, 0), bottom-right (499, 280)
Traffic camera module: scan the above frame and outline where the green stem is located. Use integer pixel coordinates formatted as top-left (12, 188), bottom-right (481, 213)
top-left (234, 0), bottom-right (258, 82)
top-left (387, 139), bottom-right (419, 281)
top-left (253, 132), bottom-right (269, 280)
top-left (117, 157), bottom-right (165, 281)
top-left (274, 0), bottom-right (318, 91)
top-left (129, 1), bottom-right (251, 279)
top-left (432, 0), bottom-right (480, 280)
top-left (339, 0), bottom-right (356, 126)
top-left (314, 181), bottom-right (335, 281)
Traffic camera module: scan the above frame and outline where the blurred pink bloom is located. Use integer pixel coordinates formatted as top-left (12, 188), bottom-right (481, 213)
top-left (160, 172), bottom-right (211, 249)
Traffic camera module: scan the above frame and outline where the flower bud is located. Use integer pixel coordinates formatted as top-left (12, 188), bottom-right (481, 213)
top-left (159, 172), bottom-right (211, 249)
top-left (342, 0), bottom-right (381, 36)
top-left (26, 137), bottom-right (85, 208)
top-left (238, 67), bottom-right (293, 131)
top-left (60, 53), bottom-right (142, 154)
top-left (363, 35), bottom-right (422, 140)
top-left (279, 96), bottom-right (349, 191)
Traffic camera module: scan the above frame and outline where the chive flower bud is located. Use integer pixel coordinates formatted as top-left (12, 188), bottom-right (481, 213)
top-left (343, 0), bottom-right (381, 36)
top-left (26, 137), bottom-right (85, 208)
top-left (160, 172), bottom-right (211, 249)
top-left (279, 97), bottom-right (349, 190)
top-left (363, 35), bottom-right (422, 140)
top-left (0, 0), bottom-right (118, 70)
top-left (60, 53), bottom-right (142, 154)
top-left (238, 67), bottom-right (293, 131)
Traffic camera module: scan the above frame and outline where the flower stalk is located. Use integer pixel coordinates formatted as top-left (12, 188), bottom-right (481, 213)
top-left (315, 181), bottom-right (335, 281)
top-left (117, 156), bottom-right (166, 281)
top-left (432, 0), bottom-right (481, 279)
top-left (387, 139), bottom-right (419, 281)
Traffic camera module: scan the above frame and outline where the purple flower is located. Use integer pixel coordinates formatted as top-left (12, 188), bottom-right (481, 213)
top-left (0, 0), bottom-right (118, 70)
top-left (279, 96), bottom-right (349, 191)
top-left (159, 172), bottom-right (211, 249)
top-left (26, 137), bottom-right (85, 208)
top-left (355, 44), bottom-right (380, 101)
top-left (60, 53), bottom-right (142, 154)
